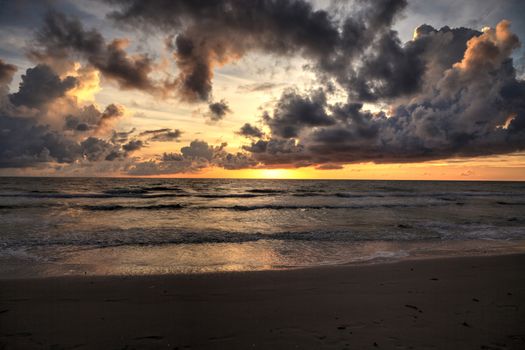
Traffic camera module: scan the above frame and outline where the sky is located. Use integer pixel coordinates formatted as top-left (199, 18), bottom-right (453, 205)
top-left (0, 0), bottom-right (524, 180)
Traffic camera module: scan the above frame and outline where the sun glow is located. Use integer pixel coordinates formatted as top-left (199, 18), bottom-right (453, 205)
top-left (260, 169), bottom-right (293, 179)
top-left (66, 63), bottom-right (101, 103)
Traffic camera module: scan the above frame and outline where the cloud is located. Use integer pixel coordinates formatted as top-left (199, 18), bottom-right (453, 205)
top-left (461, 169), bottom-right (475, 177)
top-left (0, 59), bottom-right (17, 86)
top-left (237, 123), bottom-right (264, 138)
top-left (110, 128), bottom-right (135, 144)
top-left (214, 152), bottom-right (258, 170)
top-left (0, 62), bottom-right (134, 169)
top-left (33, 11), bottom-right (157, 93)
top-left (31, 0), bottom-right (484, 107)
top-left (63, 104), bottom-right (125, 135)
top-left (80, 137), bottom-right (116, 162)
top-left (139, 128), bottom-right (182, 142)
top-left (0, 60), bottom-right (251, 175)
top-left (95, 103), bottom-right (125, 133)
top-left (264, 89), bottom-right (334, 138)
top-left (0, 114), bottom-right (78, 168)
top-left (107, 0), bottom-right (410, 102)
top-left (0, 112), bottom-right (122, 168)
top-left (180, 140), bottom-right (215, 161)
top-left (64, 105), bottom-right (100, 132)
top-left (122, 139), bottom-right (144, 152)
top-left (236, 82), bottom-right (285, 93)
top-left (2, 2), bottom-right (525, 175)
top-left (126, 140), bottom-right (214, 175)
top-left (315, 163), bottom-right (344, 170)
top-left (9, 64), bottom-right (77, 108)
top-left (242, 21), bottom-right (525, 167)
top-left (126, 139), bottom-right (258, 175)
top-left (206, 100), bottom-right (231, 122)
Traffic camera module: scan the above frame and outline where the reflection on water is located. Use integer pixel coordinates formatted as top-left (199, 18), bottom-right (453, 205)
top-left (1, 178), bottom-right (525, 277)
top-left (2, 239), bottom-right (525, 278)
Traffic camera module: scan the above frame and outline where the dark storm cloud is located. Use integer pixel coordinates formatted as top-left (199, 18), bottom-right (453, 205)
top-left (139, 128), bottom-right (182, 142)
top-left (237, 123), bottom-right (264, 138)
top-left (265, 89), bottom-right (334, 138)
top-left (0, 0), bottom-right (93, 29)
top-left (242, 139), bottom-right (304, 166)
top-left (170, 33), bottom-right (214, 102)
top-left (207, 100), bottom-right (231, 122)
top-left (0, 113), bottom-right (121, 168)
top-left (9, 64), bottom-right (77, 108)
top-left (342, 31), bottom-right (426, 101)
top-left (2, 1), bottom-right (525, 174)
top-left (107, 0), bottom-right (412, 102)
top-left (323, 19), bottom-right (481, 102)
top-left (79, 137), bottom-right (116, 162)
top-left (31, 0), bottom-right (461, 104)
top-left (33, 11), bottom-right (156, 92)
top-left (0, 114), bottom-right (78, 167)
top-left (242, 21), bottom-right (525, 167)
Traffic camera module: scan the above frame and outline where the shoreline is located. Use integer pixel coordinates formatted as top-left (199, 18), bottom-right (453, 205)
top-left (2, 238), bottom-right (525, 279)
top-left (1, 253), bottom-right (524, 349)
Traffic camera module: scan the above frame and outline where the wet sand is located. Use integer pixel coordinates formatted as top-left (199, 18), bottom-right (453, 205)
top-left (1, 254), bottom-right (524, 349)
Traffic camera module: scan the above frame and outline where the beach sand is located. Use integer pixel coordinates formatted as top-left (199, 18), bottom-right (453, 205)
top-left (1, 254), bottom-right (524, 349)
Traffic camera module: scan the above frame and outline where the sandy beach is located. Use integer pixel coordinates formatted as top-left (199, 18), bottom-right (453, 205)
top-left (1, 253), bottom-right (524, 349)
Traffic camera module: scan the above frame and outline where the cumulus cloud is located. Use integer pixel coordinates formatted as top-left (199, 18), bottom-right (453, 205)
top-left (126, 155), bottom-right (197, 176)
top-left (2, 1), bottom-right (525, 175)
top-left (126, 140), bottom-right (231, 175)
top-left (0, 62), bottom-right (134, 169)
top-left (264, 89), bottom-right (334, 138)
top-left (180, 140), bottom-right (215, 161)
top-left (0, 111), bottom-right (124, 168)
top-left (242, 20), bottom-right (525, 167)
top-left (9, 64), bottom-right (77, 108)
top-left (214, 152), bottom-right (258, 170)
top-left (125, 139), bottom-right (260, 175)
top-left (63, 104), bottom-right (125, 135)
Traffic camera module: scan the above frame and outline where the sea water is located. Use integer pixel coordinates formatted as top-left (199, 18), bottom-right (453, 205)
top-left (1, 177), bottom-right (524, 277)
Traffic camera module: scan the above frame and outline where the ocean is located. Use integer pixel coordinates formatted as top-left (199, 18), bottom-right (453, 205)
top-left (1, 177), bottom-right (524, 277)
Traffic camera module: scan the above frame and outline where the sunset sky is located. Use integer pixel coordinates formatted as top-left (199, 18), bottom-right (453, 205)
top-left (1, 0), bottom-right (524, 180)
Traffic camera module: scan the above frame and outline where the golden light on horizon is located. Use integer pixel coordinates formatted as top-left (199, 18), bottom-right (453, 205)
top-left (160, 155), bottom-right (525, 181)
top-left (260, 169), bottom-right (293, 179)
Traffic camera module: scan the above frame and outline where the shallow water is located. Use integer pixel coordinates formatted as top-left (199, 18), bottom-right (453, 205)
top-left (1, 177), bottom-right (524, 277)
